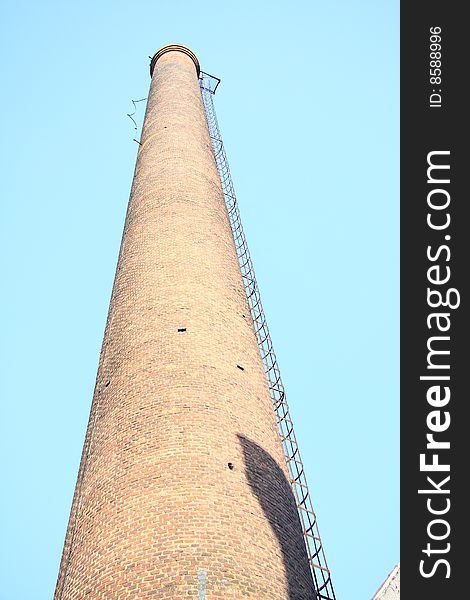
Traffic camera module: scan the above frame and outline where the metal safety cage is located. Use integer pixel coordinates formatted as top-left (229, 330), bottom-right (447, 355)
top-left (199, 71), bottom-right (336, 600)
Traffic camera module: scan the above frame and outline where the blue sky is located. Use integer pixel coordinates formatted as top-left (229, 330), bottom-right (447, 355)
top-left (0, 1), bottom-right (398, 598)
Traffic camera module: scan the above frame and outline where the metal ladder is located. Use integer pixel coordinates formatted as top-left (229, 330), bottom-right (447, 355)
top-left (199, 71), bottom-right (336, 600)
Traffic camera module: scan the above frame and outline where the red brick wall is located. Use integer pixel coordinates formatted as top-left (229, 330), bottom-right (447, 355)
top-left (55, 47), bottom-right (314, 599)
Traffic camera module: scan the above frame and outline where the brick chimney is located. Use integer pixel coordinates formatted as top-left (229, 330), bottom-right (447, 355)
top-left (55, 44), bottom-right (315, 599)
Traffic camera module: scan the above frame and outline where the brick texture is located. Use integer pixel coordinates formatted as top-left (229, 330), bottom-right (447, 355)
top-left (55, 47), bottom-right (315, 599)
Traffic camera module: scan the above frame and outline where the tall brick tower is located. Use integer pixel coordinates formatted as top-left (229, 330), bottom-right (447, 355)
top-left (55, 45), bottom-right (319, 599)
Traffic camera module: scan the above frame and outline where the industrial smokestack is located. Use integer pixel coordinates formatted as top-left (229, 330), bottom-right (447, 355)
top-left (55, 44), bottom-right (316, 599)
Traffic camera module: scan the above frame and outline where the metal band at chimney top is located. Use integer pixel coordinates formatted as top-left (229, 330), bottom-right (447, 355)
top-left (199, 71), bottom-right (336, 600)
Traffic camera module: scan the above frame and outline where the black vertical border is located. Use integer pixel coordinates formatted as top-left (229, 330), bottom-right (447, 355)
top-left (401, 4), bottom-right (467, 598)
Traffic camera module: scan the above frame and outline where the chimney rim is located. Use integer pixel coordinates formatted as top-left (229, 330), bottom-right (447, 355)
top-left (150, 44), bottom-right (200, 78)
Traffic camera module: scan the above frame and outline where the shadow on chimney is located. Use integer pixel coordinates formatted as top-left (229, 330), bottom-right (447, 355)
top-left (237, 434), bottom-right (316, 599)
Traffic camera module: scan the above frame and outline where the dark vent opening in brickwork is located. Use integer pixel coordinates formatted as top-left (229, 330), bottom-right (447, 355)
top-left (177, 328), bottom-right (187, 332)
top-left (237, 365), bottom-right (244, 371)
